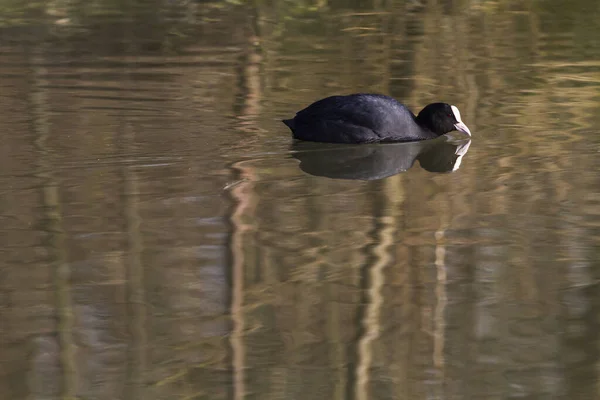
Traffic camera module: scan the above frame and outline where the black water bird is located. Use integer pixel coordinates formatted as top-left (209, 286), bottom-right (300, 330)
top-left (283, 93), bottom-right (471, 144)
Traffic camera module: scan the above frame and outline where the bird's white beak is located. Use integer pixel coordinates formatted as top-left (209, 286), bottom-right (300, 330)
top-left (451, 105), bottom-right (472, 136)
top-left (454, 121), bottom-right (471, 136)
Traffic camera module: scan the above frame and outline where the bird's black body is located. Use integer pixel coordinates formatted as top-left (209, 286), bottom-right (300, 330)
top-left (283, 93), bottom-right (470, 144)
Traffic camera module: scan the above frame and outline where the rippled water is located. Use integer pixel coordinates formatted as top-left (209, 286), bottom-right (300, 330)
top-left (1, 1), bottom-right (600, 399)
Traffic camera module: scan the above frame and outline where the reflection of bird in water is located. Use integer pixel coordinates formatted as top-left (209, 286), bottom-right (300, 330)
top-left (291, 135), bottom-right (471, 181)
top-left (283, 93), bottom-right (471, 143)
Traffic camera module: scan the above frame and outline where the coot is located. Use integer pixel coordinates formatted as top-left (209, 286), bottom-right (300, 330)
top-left (283, 93), bottom-right (471, 144)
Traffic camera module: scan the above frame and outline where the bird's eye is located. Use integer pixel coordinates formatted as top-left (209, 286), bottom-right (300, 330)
top-left (447, 113), bottom-right (452, 117)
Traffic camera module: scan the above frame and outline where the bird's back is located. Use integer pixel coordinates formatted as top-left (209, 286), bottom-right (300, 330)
top-left (285, 94), bottom-right (430, 143)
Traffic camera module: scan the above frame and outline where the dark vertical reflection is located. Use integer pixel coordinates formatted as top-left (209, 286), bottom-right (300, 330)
top-left (559, 200), bottom-right (600, 399)
top-left (30, 44), bottom-right (76, 398)
top-left (122, 122), bottom-right (146, 399)
top-left (119, 9), bottom-right (147, 400)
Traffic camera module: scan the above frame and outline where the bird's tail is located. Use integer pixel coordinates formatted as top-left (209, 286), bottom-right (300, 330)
top-left (282, 119), bottom-right (295, 131)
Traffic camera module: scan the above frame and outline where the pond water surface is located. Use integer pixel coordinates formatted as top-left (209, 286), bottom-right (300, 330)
top-left (1, 1), bottom-right (600, 399)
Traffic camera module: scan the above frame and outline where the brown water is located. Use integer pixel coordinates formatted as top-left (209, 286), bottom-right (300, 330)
top-left (2, 1), bottom-right (600, 399)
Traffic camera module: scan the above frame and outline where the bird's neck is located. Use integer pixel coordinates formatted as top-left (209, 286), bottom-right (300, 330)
top-left (414, 115), bottom-right (439, 138)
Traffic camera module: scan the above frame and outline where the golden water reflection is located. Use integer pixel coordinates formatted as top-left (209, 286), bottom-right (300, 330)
top-left (1, 1), bottom-right (600, 399)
